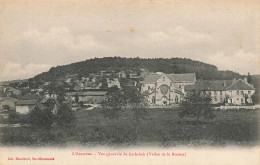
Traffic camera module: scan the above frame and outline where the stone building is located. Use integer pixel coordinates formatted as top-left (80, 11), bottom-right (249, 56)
top-left (141, 73), bottom-right (196, 106)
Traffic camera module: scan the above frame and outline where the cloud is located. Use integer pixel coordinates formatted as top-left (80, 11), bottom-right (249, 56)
top-left (147, 26), bottom-right (213, 45)
top-left (0, 62), bottom-right (51, 81)
top-left (22, 27), bottom-right (109, 52)
top-left (203, 50), bottom-right (260, 75)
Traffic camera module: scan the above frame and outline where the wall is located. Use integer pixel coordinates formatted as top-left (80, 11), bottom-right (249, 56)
top-left (16, 105), bottom-right (32, 114)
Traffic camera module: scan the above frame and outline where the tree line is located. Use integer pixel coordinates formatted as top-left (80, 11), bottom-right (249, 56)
top-left (31, 57), bottom-right (242, 82)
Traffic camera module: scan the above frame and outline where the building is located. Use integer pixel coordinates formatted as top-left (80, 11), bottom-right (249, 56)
top-left (40, 98), bottom-right (58, 114)
top-left (0, 97), bottom-right (18, 110)
top-left (225, 79), bottom-right (255, 105)
top-left (4, 87), bottom-right (21, 97)
top-left (65, 90), bottom-right (107, 104)
top-left (16, 99), bottom-right (39, 114)
top-left (184, 78), bottom-right (255, 105)
top-left (141, 73), bottom-right (196, 106)
top-left (15, 93), bottom-right (41, 114)
top-left (107, 78), bottom-right (121, 88)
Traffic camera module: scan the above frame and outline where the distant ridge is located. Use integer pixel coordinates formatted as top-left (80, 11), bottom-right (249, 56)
top-left (30, 57), bottom-right (242, 82)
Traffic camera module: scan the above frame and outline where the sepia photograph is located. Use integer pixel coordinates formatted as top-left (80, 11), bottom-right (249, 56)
top-left (0, 0), bottom-right (259, 164)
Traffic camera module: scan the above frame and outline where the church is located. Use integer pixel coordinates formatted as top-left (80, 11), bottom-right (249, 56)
top-left (141, 73), bottom-right (196, 106)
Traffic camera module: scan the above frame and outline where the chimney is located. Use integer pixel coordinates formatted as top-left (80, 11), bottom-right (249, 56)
top-left (244, 77), bottom-right (248, 83)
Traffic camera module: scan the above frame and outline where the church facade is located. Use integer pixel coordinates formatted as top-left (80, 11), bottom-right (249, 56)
top-left (141, 73), bottom-right (196, 106)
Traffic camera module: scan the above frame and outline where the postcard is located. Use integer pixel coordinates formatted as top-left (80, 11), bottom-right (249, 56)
top-left (0, 0), bottom-right (259, 165)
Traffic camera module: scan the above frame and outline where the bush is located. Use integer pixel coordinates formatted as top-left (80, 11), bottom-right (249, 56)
top-left (56, 103), bottom-right (76, 128)
top-left (29, 107), bottom-right (53, 129)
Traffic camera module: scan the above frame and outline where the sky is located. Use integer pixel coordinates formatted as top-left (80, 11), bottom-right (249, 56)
top-left (0, 0), bottom-right (259, 81)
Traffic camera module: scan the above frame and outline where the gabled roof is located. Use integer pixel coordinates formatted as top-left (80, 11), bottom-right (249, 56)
top-left (0, 97), bottom-right (18, 102)
top-left (166, 73), bottom-right (196, 82)
top-left (185, 80), bottom-right (233, 91)
top-left (5, 87), bottom-right (20, 92)
top-left (20, 93), bottom-right (40, 100)
top-left (143, 74), bottom-right (161, 83)
top-left (16, 99), bottom-right (38, 106)
top-left (143, 73), bottom-right (196, 83)
top-left (226, 79), bottom-right (255, 90)
top-left (185, 79), bottom-right (255, 91)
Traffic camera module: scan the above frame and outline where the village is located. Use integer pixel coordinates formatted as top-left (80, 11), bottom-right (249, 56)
top-left (0, 68), bottom-right (257, 118)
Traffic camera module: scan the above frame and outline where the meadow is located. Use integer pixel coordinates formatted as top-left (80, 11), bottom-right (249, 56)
top-left (1, 108), bottom-right (259, 147)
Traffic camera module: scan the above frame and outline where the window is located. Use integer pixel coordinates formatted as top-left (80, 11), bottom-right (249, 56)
top-left (179, 85), bottom-right (181, 88)
top-left (214, 91), bottom-right (217, 95)
top-left (160, 85), bottom-right (169, 95)
top-left (175, 96), bottom-right (179, 103)
top-left (241, 98), bottom-right (244, 103)
top-left (220, 91), bottom-right (222, 95)
top-left (236, 91), bottom-right (239, 95)
top-left (248, 91), bottom-right (251, 95)
top-left (152, 96), bottom-right (156, 104)
top-left (214, 97), bottom-right (217, 101)
top-left (241, 91), bottom-right (244, 96)
top-left (163, 77), bottom-right (165, 81)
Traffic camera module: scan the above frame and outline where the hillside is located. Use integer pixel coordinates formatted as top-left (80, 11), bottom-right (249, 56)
top-left (30, 57), bottom-right (242, 82)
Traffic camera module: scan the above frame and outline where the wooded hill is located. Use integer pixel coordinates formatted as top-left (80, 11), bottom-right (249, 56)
top-left (31, 57), bottom-right (242, 82)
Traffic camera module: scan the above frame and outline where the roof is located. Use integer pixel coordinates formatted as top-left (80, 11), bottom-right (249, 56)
top-left (185, 79), bottom-right (255, 91)
top-left (226, 79), bottom-right (255, 90)
top-left (20, 93), bottom-right (41, 100)
top-left (143, 74), bottom-right (161, 83)
top-left (5, 87), bottom-right (21, 92)
top-left (66, 91), bottom-right (107, 96)
top-left (166, 73), bottom-right (196, 82)
top-left (40, 98), bottom-right (48, 104)
top-left (0, 97), bottom-right (18, 102)
top-left (16, 99), bottom-right (38, 105)
top-left (143, 73), bottom-right (196, 83)
top-left (185, 80), bottom-right (233, 91)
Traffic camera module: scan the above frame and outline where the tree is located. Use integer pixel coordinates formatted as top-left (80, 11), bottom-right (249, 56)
top-left (75, 93), bottom-right (79, 103)
top-left (56, 103), bottom-right (76, 128)
top-left (101, 77), bottom-right (108, 89)
top-left (46, 80), bottom-right (66, 104)
top-left (29, 106), bottom-right (53, 129)
top-left (102, 86), bottom-right (125, 120)
top-left (178, 90), bottom-right (215, 124)
top-left (2, 105), bottom-right (10, 111)
top-left (125, 88), bottom-right (148, 135)
top-left (247, 72), bottom-right (252, 84)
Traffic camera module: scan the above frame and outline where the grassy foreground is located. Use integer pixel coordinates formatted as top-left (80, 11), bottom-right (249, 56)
top-left (1, 108), bottom-right (259, 147)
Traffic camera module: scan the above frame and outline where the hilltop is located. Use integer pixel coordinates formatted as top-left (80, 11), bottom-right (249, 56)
top-left (30, 57), bottom-right (242, 82)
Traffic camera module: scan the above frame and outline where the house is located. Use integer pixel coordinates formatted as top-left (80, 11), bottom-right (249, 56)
top-left (107, 78), bottom-right (121, 88)
top-left (15, 93), bottom-right (41, 114)
top-left (44, 91), bottom-right (58, 99)
top-left (0, 97), bottom-right (18, 110)
top-left (225, 79), bottom-right (255, 105)
top-left (117, 71), bottom-right (126, 78)
top-left (16, 99), bottom-right (39, 114)
top-left (40, 98), bottom-right (58, 114)
top-left (184, 78), bottom-right (255, 105)
top-left (141, 73), bottom-right (196, 106)
top-left (65, 90), bottom-right (107, 104)
top-left (4, 87), bottom-right (21, 97)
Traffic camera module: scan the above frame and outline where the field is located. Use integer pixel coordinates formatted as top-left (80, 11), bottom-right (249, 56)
top-left (0, 108), bottom-right (259, 147)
